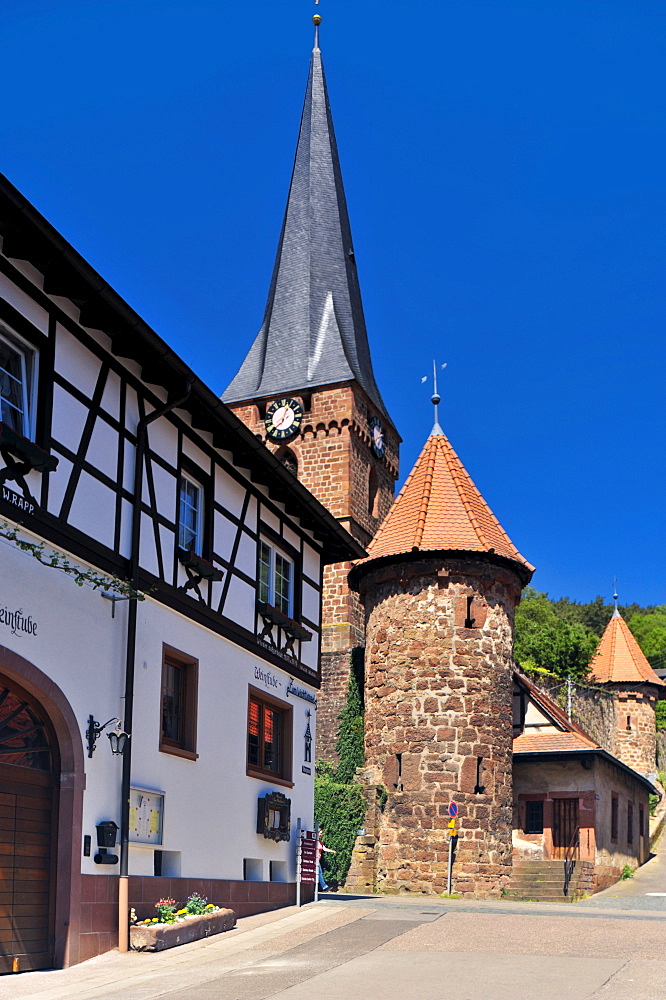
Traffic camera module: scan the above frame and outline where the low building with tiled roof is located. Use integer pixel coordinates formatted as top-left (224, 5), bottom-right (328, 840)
top-left (587, 610), bottom-right (665, 775)
top-left (512, 671), bottom-right (656, 897)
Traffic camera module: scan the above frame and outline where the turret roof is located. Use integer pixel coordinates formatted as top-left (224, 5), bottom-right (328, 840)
top-left (588, 612), bottom-right (666, 687)
top-left (361, 431), bottom-right (533, 577)
top-left (223, 31), bottom-right (390, 422)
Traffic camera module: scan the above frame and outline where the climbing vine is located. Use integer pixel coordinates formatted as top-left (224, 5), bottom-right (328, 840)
top-left (314, 646), bottom-right (366, 887)
top-left (0, 521), bottom-right (144, 601)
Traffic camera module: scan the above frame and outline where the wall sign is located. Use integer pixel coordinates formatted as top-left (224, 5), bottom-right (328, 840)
top-left (254, 664), bottom-right (282, 691)
top-left (129, 787), bottom-right (164, 845)
top-left (0, 604), bottom-right (37, 637)
top-left (1, 485), bottom-right (38, 517)
top-left (286, 677), bottom-right (317, 708)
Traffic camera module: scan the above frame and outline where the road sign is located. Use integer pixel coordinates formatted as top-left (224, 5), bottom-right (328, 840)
top-left (447, 818), bottom-right (457, 831)
top-left (448, 802), bottom-right (458, 818)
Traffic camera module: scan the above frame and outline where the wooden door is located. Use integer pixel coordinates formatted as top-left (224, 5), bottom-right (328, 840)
top-left (0, 680), bottom-right (58, 974)
top-left (552, 797), bottom-right (579, 860)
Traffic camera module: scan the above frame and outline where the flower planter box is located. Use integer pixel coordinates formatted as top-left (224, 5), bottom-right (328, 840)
top-left (130, 908), bottom-right (236, 952)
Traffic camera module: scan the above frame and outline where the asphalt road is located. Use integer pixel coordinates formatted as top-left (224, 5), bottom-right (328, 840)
top-left (3, 852), bottom-right (665, 1000)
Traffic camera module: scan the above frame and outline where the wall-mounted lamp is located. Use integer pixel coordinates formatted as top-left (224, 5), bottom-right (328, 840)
top-left (86, 715), bottom-right (131, 758)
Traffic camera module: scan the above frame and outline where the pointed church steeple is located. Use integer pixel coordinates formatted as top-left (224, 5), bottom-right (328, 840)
top-left (223, 22), bottom-right (390, 420)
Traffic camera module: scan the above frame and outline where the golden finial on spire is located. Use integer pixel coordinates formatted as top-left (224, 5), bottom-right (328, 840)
top-left (313, 0), bottom-right (322, 27)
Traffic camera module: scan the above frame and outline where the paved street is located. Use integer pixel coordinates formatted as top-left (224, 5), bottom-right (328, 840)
top-left (3, 851), bottom-right (665, 1000)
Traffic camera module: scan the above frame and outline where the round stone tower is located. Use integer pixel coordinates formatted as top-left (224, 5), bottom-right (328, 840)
top-left (588, 609), bottom-right (666, 776)
top-left (350, 429), bottom-right (533, 897)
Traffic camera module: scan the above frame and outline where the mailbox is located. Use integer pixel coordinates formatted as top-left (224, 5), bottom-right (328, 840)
top-left (96, 820), bottom-right (119, 848)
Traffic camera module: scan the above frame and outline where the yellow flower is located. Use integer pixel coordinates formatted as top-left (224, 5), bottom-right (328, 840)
top-left (177, 908), bottom-right (187, 915)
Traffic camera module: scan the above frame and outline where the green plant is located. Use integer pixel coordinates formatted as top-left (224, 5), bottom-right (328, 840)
top-left (314, 775), bottom-right (366, 887)
top-left (620, 864), bottom-right (635, 880)
top-left (155, 897), bottom-right (177, 922)
top-left (649, 793), bottom-right (659, 816)
top-left (185, 892), bottom-right (208, 915)
top-left (377, 784), bottom-right (388, 811)
top-left (0, 521), bottom-right (144, 600)
top-left (334, 646), bottom-right (365, 784)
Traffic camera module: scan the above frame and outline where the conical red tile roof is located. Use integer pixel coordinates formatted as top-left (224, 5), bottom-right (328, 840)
top-left (363, 432), bottom-right (534, 575)
top-left (588, 613), bottom-right (666, 687)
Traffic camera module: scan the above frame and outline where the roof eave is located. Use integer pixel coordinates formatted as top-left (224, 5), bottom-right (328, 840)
top-left (0, 173), bottom-right (365, 565)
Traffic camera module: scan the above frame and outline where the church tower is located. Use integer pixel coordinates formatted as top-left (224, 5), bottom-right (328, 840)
top-left (350, 411), bottom-right (533, 897)
top-left (588, 609), bottom-right (665, 775)
top-left (224, 17), bottom-right (399, 757)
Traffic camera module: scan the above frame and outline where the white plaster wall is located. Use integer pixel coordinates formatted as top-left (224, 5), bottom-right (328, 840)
top-left (128, 597), bottom-right (317, 880)
top-left (0, 272), bottom-right (49, 333)
top-left (0, 537), bottom-right (127, 877)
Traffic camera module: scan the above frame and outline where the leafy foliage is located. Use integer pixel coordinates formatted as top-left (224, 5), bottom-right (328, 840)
top-left (515, 589), bottom-right (666, 682)
top-left (0, 521), bottom-right (144, 600)
top-left (514, 589), bottom-right (599, 680)
top-left (314, 647), bottom-right (367, 887)
top-left (314, 772), bottom-right (366, 887)
top-left (656, 701), bottom-right (666, 732)
top-left (334, 646), bottom-right (365, 784)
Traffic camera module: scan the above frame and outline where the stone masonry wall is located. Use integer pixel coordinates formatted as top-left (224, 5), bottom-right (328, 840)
top-left (230, 383), bottom-right (399, 762)
top-left (360, 555), bottom-right (523, 898)
top-left (529, 674), bottom-right (618, 757)
top-left (612, 685), bottom-right (659, 774)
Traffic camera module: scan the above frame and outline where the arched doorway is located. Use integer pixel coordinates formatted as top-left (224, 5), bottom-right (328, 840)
top-left (0, 674), bottom-right (59, 973)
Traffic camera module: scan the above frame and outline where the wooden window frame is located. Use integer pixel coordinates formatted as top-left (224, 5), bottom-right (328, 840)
top-left (524, 799), bottom-right (544, 835)
top-left (0, 323), bottom-right (38, 441)
top-left (177, 472), bottom-right (204, 556)
top-left (611, 793), bottom-right (619, 842)
top-left (159, 645), bottom-right (199, 761)
top-left (257, 536), bottom-right (296, 618)
top-left (246, 685), bottom-right (293, 788)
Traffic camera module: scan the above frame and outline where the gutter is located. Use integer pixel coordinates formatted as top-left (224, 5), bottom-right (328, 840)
top-left (117, 379), bottom-right (193, 953)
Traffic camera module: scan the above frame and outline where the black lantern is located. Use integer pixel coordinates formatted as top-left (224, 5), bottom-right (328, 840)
top-left (85, 715), bottom-right (130, 757)
top-left (108, 722), bottom-right (130, 756)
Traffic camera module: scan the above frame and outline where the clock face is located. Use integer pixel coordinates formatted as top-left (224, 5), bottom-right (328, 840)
top-left (370, 416), bottom-right (385, 458)
top-left (265, 397), bottom-right (304, 441)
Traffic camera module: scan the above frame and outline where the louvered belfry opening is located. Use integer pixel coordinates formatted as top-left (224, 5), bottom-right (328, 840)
top-left (0, 674), bottom-right (59, 973)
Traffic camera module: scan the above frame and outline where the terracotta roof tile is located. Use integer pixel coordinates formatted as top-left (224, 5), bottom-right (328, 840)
top-left (513, 731), bottom-right (597, 754)
top-left (363, 432), bottom-right (534, 574)
top-left (588, 613), bottom-right (666, 688)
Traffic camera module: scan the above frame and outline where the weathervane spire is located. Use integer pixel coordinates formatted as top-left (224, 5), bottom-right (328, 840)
top-left (313, 1), bottom-right (322, 50)
top-left (612, 577), bottom-right (619, 617)
top-left (422, 361), bottom-right (447, 435)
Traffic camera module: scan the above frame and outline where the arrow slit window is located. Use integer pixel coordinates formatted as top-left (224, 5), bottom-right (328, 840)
top-left (258, 540), bottom-right (293, 616)
top-left (0, 327), bottom-right (37, 439)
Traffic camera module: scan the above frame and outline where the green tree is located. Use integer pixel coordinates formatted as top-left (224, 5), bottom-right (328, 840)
top-left (626, 606), bottom-right (666, 667)
top-left (515, 589), bottom-right (599, 680)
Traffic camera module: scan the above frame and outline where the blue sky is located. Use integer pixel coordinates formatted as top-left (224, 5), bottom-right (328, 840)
top-left (2, 1), bottom-right (665, 606)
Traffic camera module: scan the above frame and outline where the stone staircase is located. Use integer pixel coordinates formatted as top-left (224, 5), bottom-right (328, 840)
top-left (507, 858), bottom-right (595, 902)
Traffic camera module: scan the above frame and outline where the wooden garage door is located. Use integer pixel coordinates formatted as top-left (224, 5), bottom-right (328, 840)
top-left (0, 681), bottom-right (57, 975)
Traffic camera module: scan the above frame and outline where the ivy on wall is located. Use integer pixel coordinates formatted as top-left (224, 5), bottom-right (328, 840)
top-left (0, 521), bottom-right (144, 600)
top-left (314, 646), bottom-right (366, 887)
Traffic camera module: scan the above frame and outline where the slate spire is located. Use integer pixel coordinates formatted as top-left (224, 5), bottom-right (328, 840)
top-left (223, 24), bottom-right (390, 419)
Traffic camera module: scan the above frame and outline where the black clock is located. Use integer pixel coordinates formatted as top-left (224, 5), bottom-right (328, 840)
top-left (370, 416), bottom-right (385, 458)
top-left (265, 397), bottom-right (304, 441)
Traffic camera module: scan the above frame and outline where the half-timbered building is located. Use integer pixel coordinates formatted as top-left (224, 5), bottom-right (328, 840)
top-left (0, 171), bottom-right (364, 971)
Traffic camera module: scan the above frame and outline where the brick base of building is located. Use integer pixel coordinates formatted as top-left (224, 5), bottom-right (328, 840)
top-left (75, 875), bottom-right (313, 966)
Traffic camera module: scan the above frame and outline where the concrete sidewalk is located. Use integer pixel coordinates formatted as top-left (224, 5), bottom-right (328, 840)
top-left (3, 890), bottom-right (666, 1000)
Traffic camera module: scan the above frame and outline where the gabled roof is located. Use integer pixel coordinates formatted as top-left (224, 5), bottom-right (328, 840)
top-left (223, 33), bottom-right (391, 422)
top-left (0, 173), bottom-right (366, 566)
top-left (358, 431), bottom-right (533, 579)
top-left (588, 612), bottom-right (666, 688)
top-left (512, 672), bottom-right (658, 793)
top-left (513, 671), bottom-right (598, 754)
